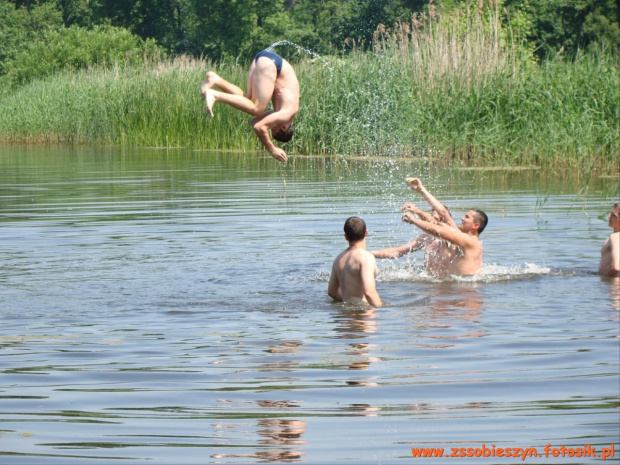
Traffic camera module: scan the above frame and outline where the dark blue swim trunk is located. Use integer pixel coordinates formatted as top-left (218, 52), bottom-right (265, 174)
top-left (254, 50), bottom-right (283, 76)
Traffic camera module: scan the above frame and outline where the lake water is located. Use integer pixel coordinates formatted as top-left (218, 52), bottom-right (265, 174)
top-left (1, 146), bottom-right (618, 464)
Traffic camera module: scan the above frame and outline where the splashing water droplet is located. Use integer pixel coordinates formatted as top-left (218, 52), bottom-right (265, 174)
top-left (266, 40), bottom-right (334, 72)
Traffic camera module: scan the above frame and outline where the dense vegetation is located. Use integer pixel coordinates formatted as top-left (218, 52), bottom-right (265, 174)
top-left (0, 0), bottom-right (618, 169)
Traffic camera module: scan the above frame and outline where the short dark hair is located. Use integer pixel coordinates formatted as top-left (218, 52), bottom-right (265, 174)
top-left (472, 209), bottom-right (488, 234)
top-left (273, 124), bottom-right (294, 142)
top-left (344, 216), bottom-right (366, 242)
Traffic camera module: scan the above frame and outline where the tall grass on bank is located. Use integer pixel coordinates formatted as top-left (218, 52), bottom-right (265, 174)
top-left (0, 2), bottom-right (618, 169)
top-left (0, 56), bottom-right (252, 150)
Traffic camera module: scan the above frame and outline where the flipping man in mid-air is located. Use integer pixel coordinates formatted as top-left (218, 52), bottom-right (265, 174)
top-left (201, 49), bottom-right (299, 163)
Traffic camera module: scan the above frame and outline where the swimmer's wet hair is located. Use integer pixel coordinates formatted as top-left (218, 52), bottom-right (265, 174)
top-left (472, 209), bottom-right (488, 234)
top-left (344, 216), bottom-right (367, 242)
top-left (273, 124), bottom-right (294, 143)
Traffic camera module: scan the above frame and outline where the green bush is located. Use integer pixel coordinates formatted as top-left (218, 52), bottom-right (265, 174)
top-left (7, 25), bottom-right (163, 86)
top-left (0, 1), bottom-right (63, 78)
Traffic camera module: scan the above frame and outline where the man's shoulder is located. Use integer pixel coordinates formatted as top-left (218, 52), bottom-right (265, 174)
top-left (360, 249), bottom-right (378, 265)
top-left (347, 247), bottom-right (375, 262)
top-left (606, 231), bottom-right (620, 247)
top-left (333, 248), bottom-right (349, 261)
top-left (604, 231), bottom-right (619, 241)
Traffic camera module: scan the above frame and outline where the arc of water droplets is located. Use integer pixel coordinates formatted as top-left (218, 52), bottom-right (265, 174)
top-left (266, 40), bottom-right (334, 72)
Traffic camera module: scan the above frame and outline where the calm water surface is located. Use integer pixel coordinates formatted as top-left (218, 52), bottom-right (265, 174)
top-left (1, 147), bottom-right (618, 464)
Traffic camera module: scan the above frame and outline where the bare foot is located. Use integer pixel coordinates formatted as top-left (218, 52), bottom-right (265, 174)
top-left (205, 89), bottom-right (215, 118)
top-left (200, 71), bottom-right (219, 97)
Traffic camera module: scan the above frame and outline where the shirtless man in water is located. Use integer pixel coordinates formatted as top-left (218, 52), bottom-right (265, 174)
top-left (328, 217), bottom-right (382, 307)
top-left (201, 49), bottom-right (300, 163)
top-left (372, 178), bottom-right (456, 277)
top-left (402, 206), bottom-right (488, 276)
top-left (599, 202), bottom-right (620, 277)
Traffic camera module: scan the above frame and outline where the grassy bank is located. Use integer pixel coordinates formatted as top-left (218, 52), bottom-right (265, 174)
top-left (0, 8), bottom-right (618, 169)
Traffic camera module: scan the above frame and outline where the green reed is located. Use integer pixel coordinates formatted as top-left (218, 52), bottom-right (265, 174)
top-left (297, 3), bottom-right (619, 169)
top-left (0, 56), bottom-right (256, 151)
top-left (0, 3), bottom-right (617, 170)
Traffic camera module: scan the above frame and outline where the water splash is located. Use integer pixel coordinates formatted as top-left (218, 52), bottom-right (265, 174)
top-left (266, 40), bottom-right (334, 72)
top-left (311, 262), bottom-right (558, 286)
top-left (375, 261), bottom-right (558, 283)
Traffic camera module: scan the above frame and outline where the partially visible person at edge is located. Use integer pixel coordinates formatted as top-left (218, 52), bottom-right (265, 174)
top-left (201, 49), bottom-right (299, 164)
top-left (328, 217), bottom-right (383, 307)
top-left (599, 202), bottom-right (620, 277)
top-left (401, 203), bottom-right (488, 276)
top-left (372, 177), bottom-right (456, 277)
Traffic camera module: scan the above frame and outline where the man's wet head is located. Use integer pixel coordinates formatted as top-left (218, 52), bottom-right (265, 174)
top-left (273, 122), bottom-right (294, 142)
top-left (344, 216), bottom-right (367, 243)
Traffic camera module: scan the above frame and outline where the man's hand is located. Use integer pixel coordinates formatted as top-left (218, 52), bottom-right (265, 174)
top-left (402, 212), bottom-right (416, 224)
top-left (252, 117), bottom-right (288, 163)
top-left (269, 147), bottom-right (288, 163)
top-left (406, 177), bottom-right (423, 191)
top-left (402, 202), bottom-right (419, 213)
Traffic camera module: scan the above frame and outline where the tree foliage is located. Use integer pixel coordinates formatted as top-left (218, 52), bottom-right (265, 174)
top-left (8, 25), bottom-right (161, 85)
top-left (0, 0), bottom-right (617, 88)
top-left (503, 0), bottom-right (620, 57)
top-left (0, 1), bottom-right (63, 77)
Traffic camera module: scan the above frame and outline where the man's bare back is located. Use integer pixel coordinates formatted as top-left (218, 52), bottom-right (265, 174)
top-left (424, 237), bottom-right (455, 277)
top-left (328, 217), bottom-right (382, 307)
top-left (331, 247), bottom-right (379, 304)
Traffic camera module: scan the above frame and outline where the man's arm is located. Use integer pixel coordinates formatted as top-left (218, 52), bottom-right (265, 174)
top-left (360, 254), bottom-right (382, 307)
top-left (251, 111), bottom-right (289, 163)
top-left (402, 212), bottom-right (474, 250)
top-left (402, 203), bottom-right (436, 223)
top-left (327, 262), bottom-right (343, 302)
top-left (406, 178), bottom-right (455, 227)
top-left (371, 235), bottom-right (429, 259)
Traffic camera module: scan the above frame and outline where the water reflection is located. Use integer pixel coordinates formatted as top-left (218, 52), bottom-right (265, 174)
top-left (213, 419), bottom-right (307, 462)
top-left (430, 284), bottom-right (485, 343)
top-left (345, 343), bottom-right (380, 371)
top-left (212, 400), bottom-right (307, 463)
top-left (608, 277), bottom-right (620, 312)
top-left (330, 306), bottom-right (382, 389)
top-left (341, 403), bottom-right (382, 416)
top-left (403, 284), bottom-right (486, 349)
top-left (332, 306), bottom-right (379, 339)
top-left (430, 284), bottom-right (484, 317)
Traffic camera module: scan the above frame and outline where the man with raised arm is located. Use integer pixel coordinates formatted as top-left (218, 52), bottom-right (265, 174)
top-left (599, 202), bottom-right (620, 277)
top-left (328, 217), bottom-right (382, 307)
top-left (402, 205), bottom-right (488, 276)
top-left (371, 178), bottom-right (456, 277)
top-left (406, 177), bottom-right (456, 228)
top-left (201, 49), bottom-right (299, 163)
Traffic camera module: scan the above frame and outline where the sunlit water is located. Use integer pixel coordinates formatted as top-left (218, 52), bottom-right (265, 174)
top-left (1, 147), bottom-right (618, 464)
